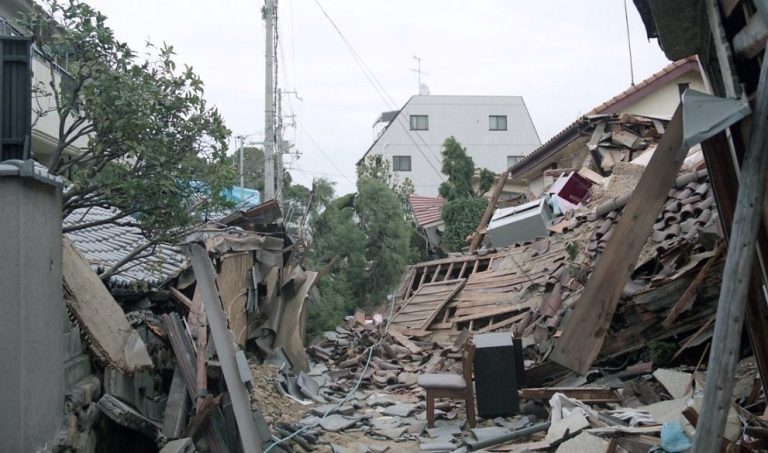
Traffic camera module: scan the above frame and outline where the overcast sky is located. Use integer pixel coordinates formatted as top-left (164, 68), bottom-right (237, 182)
top-left (85, 0), bottom-right (671, 196)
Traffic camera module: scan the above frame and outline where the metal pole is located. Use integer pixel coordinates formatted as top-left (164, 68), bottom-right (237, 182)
top-left (276, 89), bottom-right (284, 203)
top-left (692, 47), bottom-right (768, 452)
top-left (623, 0), bottom-right (635, 86)
top-left (263, 0), bottom-right (276, 201)
top-left (238, 136), bottom-right (244, 189)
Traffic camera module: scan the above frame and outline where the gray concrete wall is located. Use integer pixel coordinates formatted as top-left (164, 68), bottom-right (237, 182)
top-left (0, 175), bottom-right (64, 452)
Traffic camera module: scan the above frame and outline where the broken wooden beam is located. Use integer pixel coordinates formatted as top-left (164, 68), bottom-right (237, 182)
top-left (550, 106), bottom-right (688, 375)
top-left (519, 387), bottom-right (621, 403)
top-left (663, 242), bottom-right (724, 328)
top-left (188, 243), bottom-right (264, 452)
top-left (693, 48), bottom-right (768, 453)
top-left (469, 170), bottom-right (509, 252)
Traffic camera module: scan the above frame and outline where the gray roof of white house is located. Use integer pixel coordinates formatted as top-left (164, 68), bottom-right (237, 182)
top-left (64, 206), bottom-right (187, 290)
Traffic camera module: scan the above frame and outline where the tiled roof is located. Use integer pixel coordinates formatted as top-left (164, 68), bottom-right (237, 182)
top-left (589, 56), bottom-right (700, 115)
top-left (409, 195), bottom-right (445, 227)
top-left (508, 56), bottom-right (699, 179)
top-left (64, 206), bottom-right (187, 289)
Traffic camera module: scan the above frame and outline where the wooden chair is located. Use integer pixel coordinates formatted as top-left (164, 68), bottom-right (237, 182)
top-left (417, 339), bottom-right (476, 428)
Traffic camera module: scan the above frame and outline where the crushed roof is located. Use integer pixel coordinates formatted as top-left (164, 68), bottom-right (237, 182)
top-left (64, 206), bottom-right (187, 290)
top-left (409, 195), bottom-right (445, 227)
top-left (508, 57), bottom-right (699, 179)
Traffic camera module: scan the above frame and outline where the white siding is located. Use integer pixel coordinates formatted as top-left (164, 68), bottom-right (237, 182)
top-left (365, 95), bottom-right (541, 196)
top-left (618, 73), bottom-right (707, 119)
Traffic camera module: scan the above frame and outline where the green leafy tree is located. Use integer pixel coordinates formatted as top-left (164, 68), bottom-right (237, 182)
top-left (307, 178), bottom-right (411, 336)
top-left (21, 0), bottom-right (234, 236)
top-left (439, 137), bottom-right (495, 251)
top-left (232, 146), bottom-right (265, 191)
top-left (357, 154), bottom-right (415, 205)
top-left (354, 177), bottom-right (410, 304)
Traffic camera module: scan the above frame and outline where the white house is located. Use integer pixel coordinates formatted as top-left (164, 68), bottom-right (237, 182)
top-left (0, 0), bottom-right (87, 166)
top-left (359, 94), bottom-right (541, 196)
top-left (507, 56), bottom-right (708, 198)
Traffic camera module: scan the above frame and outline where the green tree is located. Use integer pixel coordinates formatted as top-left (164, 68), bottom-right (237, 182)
top-left (439, 137), bottom-right (495, 251)
top-left (21, 0), bottom-right (234, 236)
top-left (306, 178), bottom-right (411, 336)
top-left (232, 146), bottom-right (265, 191)
top-left (354, 177), bottom-right (410, 304)
top-left (438, 137), bottom-right (495, 200)
top-left (357, 154), bottom-right (415, 205)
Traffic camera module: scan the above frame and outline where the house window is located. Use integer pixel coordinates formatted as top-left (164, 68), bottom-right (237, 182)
top-left (490, 115), bottom-right (508, 131)
top-left (409, 115), bottom-right (429, 130)
top-left (507, 155), bottom-right (523, 168)
top-left (393, 155), bottom-right (412, 171)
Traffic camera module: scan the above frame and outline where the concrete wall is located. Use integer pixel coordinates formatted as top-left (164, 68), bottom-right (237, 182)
top-left (366, 95), bottom-right (541, 196)
top-left (0, 174), bottom-right (65, 452)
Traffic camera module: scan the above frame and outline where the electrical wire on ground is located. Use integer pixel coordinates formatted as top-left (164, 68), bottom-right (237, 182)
top-left (263, 288), bottom-right (400, 452)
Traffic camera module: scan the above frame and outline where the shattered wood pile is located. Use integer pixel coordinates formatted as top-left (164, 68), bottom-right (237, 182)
top-left (54, 200), bottom-right (318, 452)
top-left (586, 113), bottom-right (667, 175)
top-left (393, 170), bottom-right (722, 356)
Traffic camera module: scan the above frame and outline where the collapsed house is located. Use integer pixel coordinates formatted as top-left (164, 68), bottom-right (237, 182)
top-left (355, 85), bottom-right (768, 450)
top-left (51, 200), bottom-right (320, 452)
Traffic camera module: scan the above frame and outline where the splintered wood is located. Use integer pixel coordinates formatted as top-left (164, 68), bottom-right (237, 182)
top-left (390, 279), bottom-right (466, 330)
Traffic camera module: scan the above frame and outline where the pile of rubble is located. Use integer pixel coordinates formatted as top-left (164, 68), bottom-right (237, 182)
top-left (53, 200), bottom-right (318, 452)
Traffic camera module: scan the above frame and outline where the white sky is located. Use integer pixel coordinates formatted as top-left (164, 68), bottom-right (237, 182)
top-left (85, 0), bottom-right (671, 196)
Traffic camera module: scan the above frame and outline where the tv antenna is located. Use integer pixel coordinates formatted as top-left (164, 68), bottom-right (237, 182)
top-left (411, 56), bottom-right (428, 89)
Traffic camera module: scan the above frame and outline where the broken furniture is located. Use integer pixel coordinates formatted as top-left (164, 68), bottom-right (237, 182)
top-left (417, 338), bottom-right (477, 428)
top-left (473, 333), bottom-right (523, 418)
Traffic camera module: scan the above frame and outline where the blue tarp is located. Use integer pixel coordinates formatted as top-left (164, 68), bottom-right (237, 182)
top-left (221, 186), bottom-right (261, 209)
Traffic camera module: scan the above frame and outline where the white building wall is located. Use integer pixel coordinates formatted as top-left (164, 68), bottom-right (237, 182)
top-left (365, 95), bottom-right (541, 196)
top-left (617, 72), bottom-right (707, 119)
top-left (1, 1), bottom-right (88, 166)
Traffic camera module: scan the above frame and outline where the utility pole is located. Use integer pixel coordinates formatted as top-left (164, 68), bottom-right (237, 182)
top-left (262, 0), bottom-right (277, 201)
top-left (237, 135), bottom-right (245, 188)
top-left (276, 89), bottom-right (284, 203)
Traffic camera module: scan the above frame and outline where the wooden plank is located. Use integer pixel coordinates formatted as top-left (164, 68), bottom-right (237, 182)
top-left (478, 311), bottom-right (531, 333)
top-left (550, 107), bottom-right (688, 375)
top-left (520, 387), bottom-right (620, 403)
top-left (390, 279), bottom-right (466, 330)
top-left (454, 297), bottom-right (538, 316)
top-left (162, 365), bottom-right (190, 439)
top-left (418, 279), bottom-right (466, 330)
top-left (663, 242), bottom-right (724, 327)
top-left (452, 304), bottom-right (531, 324)
top-left (469, 170), bottom-right (509, 252)
top-left (694, 50), bottom-right (768, 451)
top-left (701, 131), bottom-right (768, 404)
top-left (458, 261), bottom-right (468, 278)
top-left (430, 264), bottom-right (442, 283)
top-left (444, 262), bottom-right (455, 281)
top-left (387, 328), bottom-right (421, 354)
top-left (216, 252), bottom-right (253, 347)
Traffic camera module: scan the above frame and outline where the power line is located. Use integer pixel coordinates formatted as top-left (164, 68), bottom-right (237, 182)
top-left (310, 0), bottom-right (444, 179)
top-left (301, 125), bottom-right (356, 185)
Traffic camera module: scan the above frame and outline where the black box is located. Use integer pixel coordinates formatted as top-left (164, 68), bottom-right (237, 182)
top-left (473, 333), bottom-right (524, 418)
